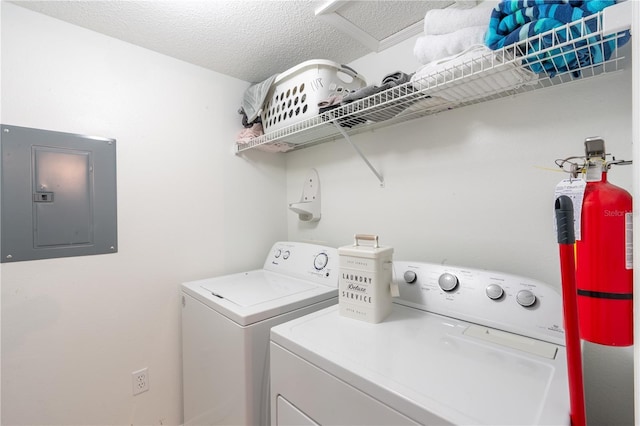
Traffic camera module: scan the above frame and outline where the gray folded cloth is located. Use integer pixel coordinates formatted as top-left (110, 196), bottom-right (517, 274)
top-left (318, 95), bottom-right (344, 109)
top-left (381, 71), bottom-right (412, 86)
top-left (339, 71), bottom-right (418, 123)
top-left (342, 85), bottom-right (382, 103)
top-left (342, 71), bottom-right (413, 104)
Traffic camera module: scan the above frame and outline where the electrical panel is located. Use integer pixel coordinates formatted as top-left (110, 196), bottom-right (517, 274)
top-left (1, 124), bottom-right (117, 262)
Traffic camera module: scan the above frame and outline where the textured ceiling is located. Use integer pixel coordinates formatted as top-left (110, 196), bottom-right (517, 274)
top-left (10, 0), bottom-right (466, 83)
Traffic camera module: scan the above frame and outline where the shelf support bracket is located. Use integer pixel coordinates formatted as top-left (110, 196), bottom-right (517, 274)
top-left (332, 121), bottom-right (384, 187)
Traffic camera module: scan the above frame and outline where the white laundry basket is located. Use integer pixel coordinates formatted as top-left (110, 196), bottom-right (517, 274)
top-left (261, 60), bottom-right (366, 134)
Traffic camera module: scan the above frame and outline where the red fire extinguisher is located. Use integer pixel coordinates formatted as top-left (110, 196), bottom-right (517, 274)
top-left (575, 137), bottom-right (633, 346)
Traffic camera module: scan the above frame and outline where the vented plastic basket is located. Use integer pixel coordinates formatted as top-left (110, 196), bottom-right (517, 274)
top-left (261, 59), bottom-right (366, 134)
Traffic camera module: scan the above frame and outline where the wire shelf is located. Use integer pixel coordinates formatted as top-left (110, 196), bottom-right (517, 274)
top-left (235, 10), bottom-right (631, 154)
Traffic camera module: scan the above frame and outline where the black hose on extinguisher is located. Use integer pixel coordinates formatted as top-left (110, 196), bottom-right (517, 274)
top-left (555, 195), bottom-right (586, 426)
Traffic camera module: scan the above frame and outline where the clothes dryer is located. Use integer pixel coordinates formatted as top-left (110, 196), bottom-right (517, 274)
top-left (181, 241), bottom-right (338, 426)
top-left (270, 261), bottom-right (570, 425)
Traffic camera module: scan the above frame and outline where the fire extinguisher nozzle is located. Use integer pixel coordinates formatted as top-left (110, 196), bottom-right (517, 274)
top-left (555, 195), bottom-right (575, 245)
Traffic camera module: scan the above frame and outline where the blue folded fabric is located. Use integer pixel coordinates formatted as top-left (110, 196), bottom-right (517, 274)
top-left (485, 0), bottom-right (630, 76)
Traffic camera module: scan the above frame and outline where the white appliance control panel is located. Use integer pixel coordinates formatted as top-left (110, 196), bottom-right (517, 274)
top-left (264, 242), bottom-right (339, 287)
top-left (393, 261), bottom-right (565, 346)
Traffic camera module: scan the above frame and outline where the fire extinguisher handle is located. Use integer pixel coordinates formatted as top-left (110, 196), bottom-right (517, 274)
top-left (555, 195), bottom-right (575, 245)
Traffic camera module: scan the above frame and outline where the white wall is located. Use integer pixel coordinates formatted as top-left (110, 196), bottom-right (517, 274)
top-left (1, 3), bottom-right (287, 425)
top-left (1, 2), bottom-right (635, 425)
top-left (286, 39), bottom-right (634, 424)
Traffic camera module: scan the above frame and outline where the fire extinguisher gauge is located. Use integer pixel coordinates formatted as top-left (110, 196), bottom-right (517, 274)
top-left (584, 137), bottom-right (606, 160)
top-left (516, 290), bottom-right (537, 307)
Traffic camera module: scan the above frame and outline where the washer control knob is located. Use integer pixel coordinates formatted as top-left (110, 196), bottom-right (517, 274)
top-left (283, 250), bottom-right (290, 260)
top-left (486, 284), bottom-right (504, 300)
top-left (314, 253), bottom-right (329, 270)
top-left (438, 273), bottom-right (459, 292)
top-left (403, 270), bottom-right (417, 284)
top-left (274, 249), bottom-right (282, 258)
top-left (516, 290), bottom-right (536, 307)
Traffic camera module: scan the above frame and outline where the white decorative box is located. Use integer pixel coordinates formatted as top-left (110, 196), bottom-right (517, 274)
top-left (338, 235), bottom-right (394, 323)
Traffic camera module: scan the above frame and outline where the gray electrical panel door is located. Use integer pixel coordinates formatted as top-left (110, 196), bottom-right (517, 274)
top-left (33, 146), bottom-right (94, 247)
top-left (1, 124), bottom-right (117, 262)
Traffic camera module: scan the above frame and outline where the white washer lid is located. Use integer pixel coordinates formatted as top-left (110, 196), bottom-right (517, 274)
top-left (181, 270), bottom-right (337, 326)
top-left (201, 272), bottom-right (316, 307)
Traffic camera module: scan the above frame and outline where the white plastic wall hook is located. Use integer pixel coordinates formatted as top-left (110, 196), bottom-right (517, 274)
top-left (289, 169), bottom-right (321, 222)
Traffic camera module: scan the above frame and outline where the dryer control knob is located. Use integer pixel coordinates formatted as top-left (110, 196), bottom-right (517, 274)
top-left (274, 249), bottom-right (282, 258)
top-left (516, 290), bottom-right (536, 307)
top-left (283, 250), bottom-right (290, 260)
top-left (403, 270), bottom-right (417, 284)
top-left (314, 253), bottom-right (329, 270)
top-left (438, 273), bottom-right (458, 292)
top-left (486, 284), bottom-right (504, 300)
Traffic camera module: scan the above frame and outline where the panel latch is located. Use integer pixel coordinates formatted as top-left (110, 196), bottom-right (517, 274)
top-left (33, 192), bottom-right (54, 202)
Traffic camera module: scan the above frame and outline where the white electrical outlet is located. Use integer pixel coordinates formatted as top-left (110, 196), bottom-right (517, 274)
top-left (132, 368), bottom-right (149, 396)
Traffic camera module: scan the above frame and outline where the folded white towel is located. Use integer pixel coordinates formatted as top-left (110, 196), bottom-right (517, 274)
top-left (424, 1), bottom-right (496, 35)
top-left (414, 26), bottom-right (487, 65)
top-left (411, 45), bottom-right (538, 102)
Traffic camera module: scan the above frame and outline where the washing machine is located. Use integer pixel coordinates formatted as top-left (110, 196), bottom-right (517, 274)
top-left (181, 241), bottom-right (338, 426)
top-left (270, 261), bottom-right (571, 425)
